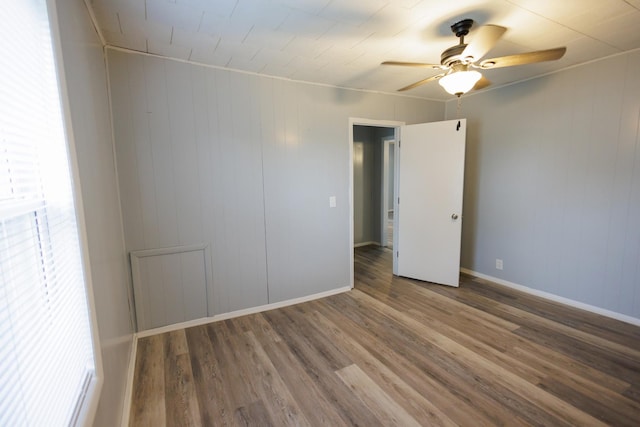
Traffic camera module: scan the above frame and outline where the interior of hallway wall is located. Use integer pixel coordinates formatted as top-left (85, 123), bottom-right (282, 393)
top-left (107, 48), bottom-right (444, 317)
top-left (55, 0), bottom-right (133, 425)
top-left (353, 125), bottom-right (394, 245)
top-left (446, 50), bottom-right (640, 320)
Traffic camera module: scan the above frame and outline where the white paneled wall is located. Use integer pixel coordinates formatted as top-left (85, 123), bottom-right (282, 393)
top-left (55, 1), bottom-right (133, 426)
top-left (447, 50), bottom-right (640, 319)
top-left (108, 49), bottom-right (443, 320)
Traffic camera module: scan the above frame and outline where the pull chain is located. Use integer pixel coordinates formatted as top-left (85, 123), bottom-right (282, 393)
top-left (456, 95), bottom-right (462, 119)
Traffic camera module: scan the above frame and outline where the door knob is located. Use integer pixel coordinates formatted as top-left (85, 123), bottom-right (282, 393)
top-left (451, 213), bottom-right (459, 220)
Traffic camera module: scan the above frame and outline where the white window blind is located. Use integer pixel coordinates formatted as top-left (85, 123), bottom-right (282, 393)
top-left (0, 0), bottom-right (98, 426)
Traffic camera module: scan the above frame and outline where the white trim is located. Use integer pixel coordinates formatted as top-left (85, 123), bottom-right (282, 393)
top-left (119, 336), bottom-right (138, 427)
top-left (381, 136), bottom-right (395, 248)
top-left (135, 285), bottom-right (352, 338)
top-left (348, 122), bottom-right (354, 288)
top-left (461, 268), bottom-right (640, 327)
top-left (105, 46), bottom-right (443, 102)
top-left (447, 47), bottom-right (640, 102)
top-left (130, 243), bottom-right (210, 258)
top-left (82, 0), bottom-right (106, 46)
top-left (46, 1), bottom-right (104, 425)
top-left (103, 39), bottom-right (137, 334)
top-left (354, 241), bottom-right (380, 248)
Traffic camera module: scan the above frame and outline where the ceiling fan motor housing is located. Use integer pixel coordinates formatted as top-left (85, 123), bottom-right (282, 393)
top-left (441, 19), bottom-right (475, 66)
top-left (441, 44), bottom-right (467, 67)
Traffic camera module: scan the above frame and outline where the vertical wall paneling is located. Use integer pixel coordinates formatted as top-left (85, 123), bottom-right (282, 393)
top-left (55, 1), bottom-right (134, 425)
top-left (108, 49), bottom-right (444, 320)
top-left (446, 50), bottom-right (640, 319)
top-left (164, 60), bottom-right (203, 246)
top-left (147, 56), bottom-right (181, 248)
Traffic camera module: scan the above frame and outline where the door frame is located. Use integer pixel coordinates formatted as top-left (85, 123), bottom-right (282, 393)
top-left (381, 136), bottom-right (395, 249)
top-left (348, 118), bottom-right (404, 288)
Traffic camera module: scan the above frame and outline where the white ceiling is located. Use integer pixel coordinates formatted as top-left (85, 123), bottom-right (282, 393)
top-left (88, 0), bottom-right (640, 100)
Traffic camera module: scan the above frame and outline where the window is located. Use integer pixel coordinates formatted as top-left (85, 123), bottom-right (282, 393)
top-left (0, 0), bottom-right (100, 425)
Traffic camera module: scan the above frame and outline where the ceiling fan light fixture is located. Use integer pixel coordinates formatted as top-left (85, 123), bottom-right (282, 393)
top-left (438, 69), bottom-right (482, 96)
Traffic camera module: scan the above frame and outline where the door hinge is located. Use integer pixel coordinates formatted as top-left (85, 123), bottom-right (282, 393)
top-left (397, 197), bottom-right (400, 204)
top-left (396, 251), bottom-right (399, 258)
top-left (398, 140), bottom-right (401, 148)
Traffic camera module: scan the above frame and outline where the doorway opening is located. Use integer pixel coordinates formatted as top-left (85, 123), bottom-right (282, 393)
top-left (348, 118), bottom-right (404, 288)
top-left (349, 118), bottom-right (466, 289)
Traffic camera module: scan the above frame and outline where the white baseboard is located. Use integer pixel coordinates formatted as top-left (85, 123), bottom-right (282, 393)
top-left (135, 285), bottom-right (352, 338)
top-left (461, 268), bottom-right (640, 327)
top-left (119, 335), bottom-right (137, 427)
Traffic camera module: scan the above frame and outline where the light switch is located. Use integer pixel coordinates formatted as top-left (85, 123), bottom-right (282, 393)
top-left (329, 196), bottom-right (336, 208)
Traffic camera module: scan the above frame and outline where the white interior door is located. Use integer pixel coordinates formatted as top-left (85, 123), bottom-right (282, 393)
top-left (395, 119), bottom-right (466, 287)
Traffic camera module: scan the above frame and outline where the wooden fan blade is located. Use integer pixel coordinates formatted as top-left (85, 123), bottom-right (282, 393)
top-left (479, 47), bottom-right (566, 69)
top-left (461, 25), bottom-right (507, 62)
top-left (473, 75), bottom-right (491, 90)
top-left (382, 61), bottom-right (442, 69)
top-left (398, 73), bottom-right (446, 92)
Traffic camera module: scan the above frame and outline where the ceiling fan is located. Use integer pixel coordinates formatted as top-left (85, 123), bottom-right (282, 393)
top-left (382, 19), bottom-right (566, 96)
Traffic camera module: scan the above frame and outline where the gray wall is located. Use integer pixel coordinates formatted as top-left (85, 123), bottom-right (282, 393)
top-left (447, 50), bottom-right (640, 319)
top-left (107, 49), bottom-right (443, 315)
top-left (55, 1), bottom-right (133, 425)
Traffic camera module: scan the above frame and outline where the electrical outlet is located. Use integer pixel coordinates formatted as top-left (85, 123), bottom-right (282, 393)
top-left (496, 259), bottom-right (503, 270)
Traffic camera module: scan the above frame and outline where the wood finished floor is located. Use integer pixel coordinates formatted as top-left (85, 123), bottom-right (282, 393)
top-left (130, 246), bottom-right (640, 426)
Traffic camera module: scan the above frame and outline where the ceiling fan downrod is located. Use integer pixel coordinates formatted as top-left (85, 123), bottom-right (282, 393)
top-left (450, 18), bottom-right (474, 43)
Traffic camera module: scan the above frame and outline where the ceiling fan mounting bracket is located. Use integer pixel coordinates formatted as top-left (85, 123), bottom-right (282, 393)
top-left (450, 19), bottom-right (474, 39)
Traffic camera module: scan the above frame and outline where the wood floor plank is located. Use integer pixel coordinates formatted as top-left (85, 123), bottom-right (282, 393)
top-left (335, 364), bottom-right (422, 427)
top-left (237, 331), bottom-right (311, 426)
top-left (234, 400), bottom-right (275, 427)
top-left (624, 383), bottom-right (640, 403)
top-left (514, 325), bottom-right (640, 384)
top-left (466, 277), bottom-right (640, 349)
top-left (164, 329), bottom-right (189, 357)
top-left (164, 353), bottom-right (201, 427)
top-left (308, 308), bottom-right (459, 427)
top-left (184, 325), bottom-right (234, 426)
top-left (205, 322), bottom-right (260, 412)
top-left (538, 375), bottom-right (640, 427)
top-left (314, 292), bottom-right (524, 426)
top-left (129, 246), bottom-right (640, 426)
top-left (349, 289), bottom-right (609, 427)
top-left (130, 334), bottom-right (166, 427)
top-left (253, 314), bottom-right (351, 426)
top-left (261, 307), bottom-right (384, 426)
top-left (426, 280), bottom-right (640, 361)
top-left (508, 341), bottom-right (631, 394)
